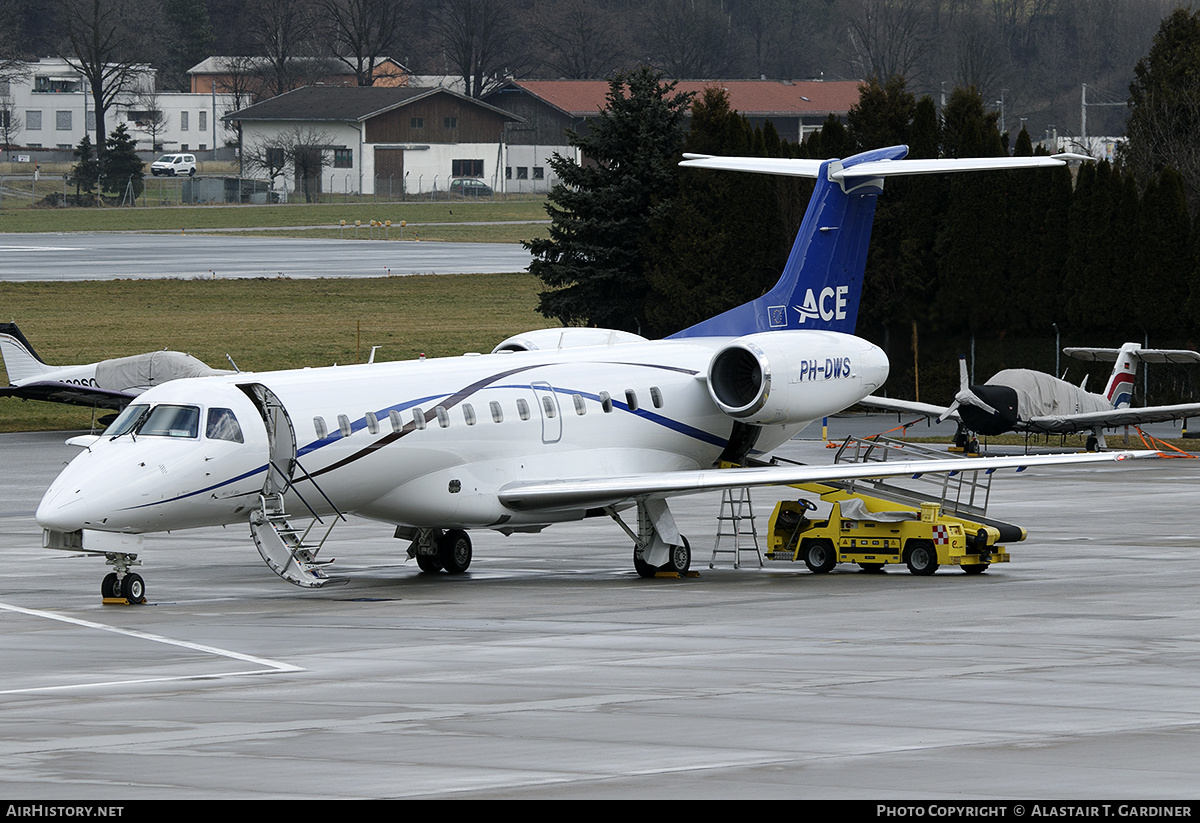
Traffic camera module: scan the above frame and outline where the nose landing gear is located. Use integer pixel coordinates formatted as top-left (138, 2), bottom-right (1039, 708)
top-left (101, 553), bottom-right (146, 604)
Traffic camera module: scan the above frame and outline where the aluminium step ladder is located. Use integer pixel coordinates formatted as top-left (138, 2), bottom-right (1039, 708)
top-left (709, 487), bottom-right (762, 569)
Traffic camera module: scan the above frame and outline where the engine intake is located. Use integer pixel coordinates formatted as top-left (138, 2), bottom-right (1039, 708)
top-left (705, 331), bottom-right (888, 426)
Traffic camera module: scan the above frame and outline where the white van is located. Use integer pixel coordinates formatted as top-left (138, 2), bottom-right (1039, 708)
top-left (150, 154), bottom-right (197, 177)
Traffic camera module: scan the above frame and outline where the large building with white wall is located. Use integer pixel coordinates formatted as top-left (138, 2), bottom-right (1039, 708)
top-left (225, 85), bottom-right (520, 197)
top-left (0, 58), bottom-right (237, 157)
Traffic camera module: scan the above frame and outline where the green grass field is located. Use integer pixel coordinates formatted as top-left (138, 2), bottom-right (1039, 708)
top-left (0, 198), bottom-right (550, 241)
top-left (0, 273), bottom-right (547, 432)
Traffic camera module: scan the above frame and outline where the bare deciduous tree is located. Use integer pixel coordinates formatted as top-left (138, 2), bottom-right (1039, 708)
top-left (319, 0), bottom-right (407, 86)
top-left (55, 0), bottom-right (163, 153)
top-left (431, 0), bottom-right (525, 98)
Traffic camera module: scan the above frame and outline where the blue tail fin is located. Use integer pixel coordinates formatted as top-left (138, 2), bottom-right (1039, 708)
top-left (668, 145), bottom-right (908, 339)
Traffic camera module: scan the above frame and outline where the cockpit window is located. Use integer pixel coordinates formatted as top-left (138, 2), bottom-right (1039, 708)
top-left (105, 404), bottom-right (149, 437)
top-left (138, 404), bottom-right (200, 438)
top-left (206, 407), bottom-right (244, 443)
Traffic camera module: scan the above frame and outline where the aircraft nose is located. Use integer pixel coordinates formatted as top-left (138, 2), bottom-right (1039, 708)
top-left (36, 460), bottom-right (110, 532)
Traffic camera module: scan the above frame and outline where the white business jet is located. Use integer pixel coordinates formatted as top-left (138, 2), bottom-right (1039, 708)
top-left (36, 146), bottom-right (1150, 601)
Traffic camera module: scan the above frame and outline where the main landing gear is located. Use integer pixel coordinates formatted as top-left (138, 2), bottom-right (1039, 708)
top-left (406, 528), bottom-right (473, 574)
top-left (609, 499), bottom-right (693, 578)
top-left (100, 552), bottom-right (146, 604)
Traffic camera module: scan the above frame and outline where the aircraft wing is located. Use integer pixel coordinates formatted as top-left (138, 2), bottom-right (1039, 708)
top-left (497, 450), bottom-right (1153, 512)
top-left (0, 382), bottom-right (134, 410)
top-left (858, 394), bottom-right (959, 422)
top-left (1026, 404), bottom-right (1200, 433)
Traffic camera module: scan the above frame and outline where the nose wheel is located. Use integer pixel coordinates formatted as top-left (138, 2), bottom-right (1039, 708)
top-left (100, 553), bottom-right (146, 604)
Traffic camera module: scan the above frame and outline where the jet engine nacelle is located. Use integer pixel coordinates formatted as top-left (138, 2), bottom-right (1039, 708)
top-left (706, 331), bottom-right (888, 426)
top-left (492, 328), bottom-right (648, 353)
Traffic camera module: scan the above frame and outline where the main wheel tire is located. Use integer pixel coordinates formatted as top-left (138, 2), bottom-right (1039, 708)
top-left (121, 573), bottom-right (145, 602)
top-left (416, 553), bottom-right (442, 573)
top-left (905, 541), bottom-right (939, 576)
top-left (803, 539), bottom-right (837, 573)
top-left (662, 536), bottom-right (691, 575)
top-left (101, 573), bottom-right (120, 599)
top-left (438, 529), bottom-right (472, 574)
top-left (633, 548), bottom-right (657, 578)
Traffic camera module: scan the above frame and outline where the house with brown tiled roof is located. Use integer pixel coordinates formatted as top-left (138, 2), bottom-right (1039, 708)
top-left (484, 79), bottom-right (862, 192)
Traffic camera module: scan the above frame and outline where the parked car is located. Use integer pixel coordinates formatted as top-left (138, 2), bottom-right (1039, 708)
top-left (449, 177), bottom-right (493, 197)
top-left (150, 154), bottom-right (197, 177)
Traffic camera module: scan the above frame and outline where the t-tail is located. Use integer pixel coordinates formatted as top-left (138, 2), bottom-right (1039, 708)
top-left (0, 323), bottom-right (52, 384)
top-left (1064, 342), bottom-right (1200, 410)
top-left (669, 146), bottom-right (1089, 340)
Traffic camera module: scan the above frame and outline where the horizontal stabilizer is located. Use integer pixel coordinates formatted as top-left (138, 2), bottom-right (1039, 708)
top-left (1065, 346), bottom-right (1200, 365)
top-left (679, 153), bottom-right (1077, 186)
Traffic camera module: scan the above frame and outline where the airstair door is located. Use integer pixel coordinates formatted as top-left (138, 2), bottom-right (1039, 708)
top-left (238, 383), bottom-right (297, 496)
top-left (531, 381), bottom-right (562, 444)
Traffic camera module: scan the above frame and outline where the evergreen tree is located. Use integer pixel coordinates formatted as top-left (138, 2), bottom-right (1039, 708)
top-left (1134, 167), bottom-right (1192, 337)
top-left (69, 133), bottom-right (100, 202)
top-left (642, 87), bottom-right (783, 336)
top-left (526, 66), bottom-right (693, 333)
top-left (102, 122), bottom-right (145, 200)
top-left (1122, 7), bottom-right (1200, 209)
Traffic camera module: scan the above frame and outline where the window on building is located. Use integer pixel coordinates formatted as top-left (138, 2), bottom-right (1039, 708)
top-left (443, 117), bottom-right (457, 129)
top-left (266, 147), bottom-right (285, 170)
top-left (533, 167), bottom-right (545, 180)
top-left (180, 111), bottom-right (189, 131)
top-left (516, 167), bottom-right (528, 179)
top-left (198, 111), bottom-right (207, 131)
top-left (334, 149), bottom-right (353, 169)
top-left (410, 116), bottom-right (424, 129)
top-left (55, 111), bottom-right (71, 130)
top-left (505, 167), bottom-right (512, 179)
top-left (452, 158), bottom-right (483, 177)
top-left (26, 110), bottom-right (41, 131)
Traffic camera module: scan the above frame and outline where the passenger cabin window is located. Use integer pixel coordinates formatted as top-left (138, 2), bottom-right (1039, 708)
top-left (338, 414), bottom-right (352, 437)
top-left (650, 386), bottom-right (663, 408)
top-left (314, 416), bottom-right (328, 439)
top-left (541, 396), bottom-right (557, 418)
top-left (490, 401), bottom-right (503, 423)
top-left (573, 394), bottom-right (586, 415)
top-left (139, 404), bottom-right (200, 438)
top-left (411, 407), bottom-right (426, 430)
top-left (599, 392), bottom-right (613, 413)
top-left (206, 408), bottom-right (244, 443)
top-left (365, 412), bottom-right (379, 434)
top-left (625, 390), bottom-right (639, 411)
top-left (435, 406), bottom-right (450, 428)
top-left (517, 398), bottom-right (530, 421)
top-left (389, 410), bottom-right (403, 432)
top-left (463, 403), bottom-right (477, 426)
